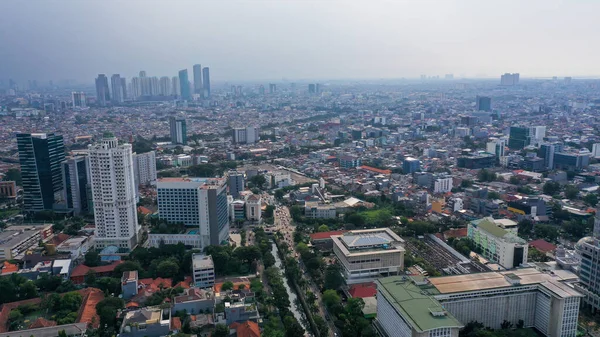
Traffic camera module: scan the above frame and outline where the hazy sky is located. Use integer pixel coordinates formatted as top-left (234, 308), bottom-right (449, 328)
top-left (1, 0), bottom-right (599, 83)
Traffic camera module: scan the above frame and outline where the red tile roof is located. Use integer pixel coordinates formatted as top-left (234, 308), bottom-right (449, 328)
top-left (1, 261), bottom-right (19, 274)
top-left (77, 287), bottom-right (105, 328)
top-left (137, 206), bottom-right (153, 215)
top-left (443, 228), bottom-right (468, 239)
top-left (359, 166), bottom-right (392, 175)
top-left (28, 317), bottom-right (57, 329)
top-left (230, 321), bottom-right (261, 337)
top-left (71, 260), bottom-right (123, 278)
top-left (348, 282), bottom-right (377, 298)
top-left (50, 233), bottom-right (71, 246)
top-left (172, 317), bottom-right (182, 331)
top-left (529, 239), bottom-right (557, 253)
top-left (138, 277), bottom-right (173, 291)
top-left (309, 230), bottom-right (348, 241)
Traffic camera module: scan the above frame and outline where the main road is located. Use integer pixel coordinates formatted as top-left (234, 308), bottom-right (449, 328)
top-left (274, 205), bottom-right (338, 337)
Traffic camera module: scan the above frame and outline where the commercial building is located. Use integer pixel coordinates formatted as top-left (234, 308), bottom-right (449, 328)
top-left (133, 151), bottom-right (157, 186)
top-left (0, 228), bottom-right (42, 261)
top-left (377, 268), bottom-right (582, 337)
top-left (467, 217), bottom-right (528, 269)
top-left (475, 95), bottom-right (491, 111)
top-left (228, 171), bottom-right (245, 198)
top-left (193, 64), bottom-right (203, 94)
top-left (456, 153), bottom-right (495, 169)
top-left (179, 69), bottom-right (191, 100)
top-left (508, 126), bottom-right (531, 150)
top-left (232, 127), bottom-right (259, 144)
top-left (245, 194), bottom-right (261, 222)
top-left (574, 206), bottom-right (600, 312)
top-left (71, 91), bottom-right (86, 108)
top-left (538, 142), bottom-right (563, 170)
top-left (62, 155), bottom-right (90, 215)
top-left (553, 152), bottom-right (590, 171)
top-left (89, 134), bottom-right (140, 251)
top-left (17, 133), bottom-right (66, 214)
top-left (192, 254), bottom-right (215, 289)
top-left (402, 157), bottom-right (420, 174)
top-left (332, 228), bottom-right (405, 284)
top-left (304, 201), bottom-right (336, 219)
top-left (157, 177), bottom-right (229, 248)
top-left (486, 138), bottom-right (507, 159)
top-left (169, 117), bottom-right (187, 145)
top-left (95, 74), bottom-right (110, 106)
top-left (0, 181), bottom-right (17, 199)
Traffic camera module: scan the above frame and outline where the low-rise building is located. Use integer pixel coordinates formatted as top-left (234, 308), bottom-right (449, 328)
top-left (120, 307), bottom-right (172, 337)
top-left (122, 270), bottom-right (139, 300)
top-left (376, 268), bottom-right (582, 337)
top-left (56, 236), bottom-right (93, 259)
top-left (245, 194), bottom-right (261, 222)
top-left (305, 201), bottom-right (336, 219)
top-left (0, 228), bottom-right (42, 261)
top-left (173, 287), bottom-right (215, 315)
top-left (332, 228), bottom-right (405, 284)
top-left (192, 254), bottom-right (215, 289)
top-left (0, 181), bottom-right (17, 199)
top-left (467, 217), bottom-right (528, 269)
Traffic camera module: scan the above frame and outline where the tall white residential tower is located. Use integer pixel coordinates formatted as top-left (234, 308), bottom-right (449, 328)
top-left (89, 133), bottom-right (139, 251)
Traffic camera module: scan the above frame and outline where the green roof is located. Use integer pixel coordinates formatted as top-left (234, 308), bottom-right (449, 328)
top-left (472, 218), bottom-right (507, 238)
top-left (376, 276), bottom-right (463, 332)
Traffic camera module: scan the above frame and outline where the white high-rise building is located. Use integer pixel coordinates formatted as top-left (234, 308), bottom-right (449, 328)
top-left (433, 176), bottom-right (453, 193)
top-left (89, 133), bottom-right (139, 251)
top-left (71, 92), bottom-right (86, 108)
top-left (130, 77), bottom-right (141, 99)
top-left (172, 76), bottom-right (181, 96)
top-left (149, 77), bottom-right (159, 96)
top-left (232, 126), bottom-right (259, 144)
top-left (159, 76), bottom-right (171, 96)
top-left (592, 143), bottom-right (600, 158)
top-left (110, 74), bottom-right (123, 103)
top-left (529, 126), bottom-right (546, 146)
top-left (133, 151), bottom-right (157, 186)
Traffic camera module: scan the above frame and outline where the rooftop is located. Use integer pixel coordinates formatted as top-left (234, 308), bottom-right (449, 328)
top-left (426, 268), bottom-right (582, 297)
top-left (158, 177), bottom-right (226, 189)
top-left (471, 217), bottom-right (507, 238)
top-left (332, 228), bottom-right (405, 256)
top-left (193, 254), bottom-right (214, 269)
top-left (376, 276), bottom-right (463, 333)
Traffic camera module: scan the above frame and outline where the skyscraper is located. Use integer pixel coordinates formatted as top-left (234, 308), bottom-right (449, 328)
top-left (171, 76), bottom-right (180, 96)
top-left (232, 127), bottom-right (259, 144)
top-left (179, 69), bottom-right (191, 100)
top-left (71, 92), bottom-right (86, 108)
top-left (140, 71), bottom-right (150, 96)
top-left (88, 133), bottom-right (139, 251)
top-left (17, 133), bottom-right (66, 213)
top-left (121, 77), bottom-right (127, 100)
top-left (62, 155), bottom-right (90, 215)
top-left (95, 74), bottom-right (110, 106)
top-left (308, 84), bottom-right (316, 94)
top-left (476, 95), bottom-right (491, 111)
top-left (149, 77), bottom-right (159, 96)
top-left (508, 127), bottom-right (531, 150)
top-left (110, 74), bottom-right (123, 103)
top-left (202, 67), bottom-right (210, 98)
top-left (169, 116), bottom-right (187, 144)
top-left (130, 77), bottom-right (141, 100)
top-left (159, 76), bottom-right (171, 96)
top-left (193, 64), bottom-right (203, 94)
top-left (269, 83), bottom-right (276, 93)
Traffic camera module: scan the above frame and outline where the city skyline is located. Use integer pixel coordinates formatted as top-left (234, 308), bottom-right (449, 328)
top-left (2, 0), bottom-right (600, 82)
